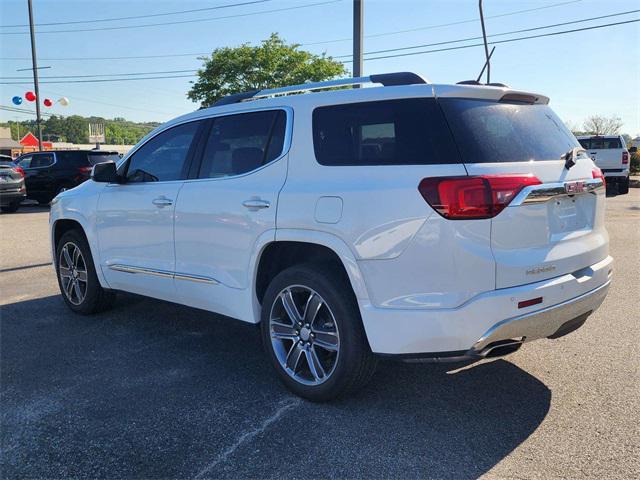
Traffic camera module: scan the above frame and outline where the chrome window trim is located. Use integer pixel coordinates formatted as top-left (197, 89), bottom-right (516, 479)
top-left (510, 178), bottom-right (604, 206)
top-left (108, 264), bottom-right (218, 284)
top-left (186, 106), bottom-right (293, 183)
top-left (113, 106), bottom-right (292, 185)
top-left (21, 151), bottom-right (57, 170)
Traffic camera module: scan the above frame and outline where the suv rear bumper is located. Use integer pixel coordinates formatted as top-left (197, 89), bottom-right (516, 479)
top-left (0, 190), bottom-right (26, 206)
top-left (360, 256), bottom-right (613, 356)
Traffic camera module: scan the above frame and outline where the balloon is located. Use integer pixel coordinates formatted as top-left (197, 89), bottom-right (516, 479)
top-left (43, 98), bottom-right (53, 107)
top-left (12, 96), bottom-right (22, 105)
top-left (25, 91), bottom-right (36, 102)
top-left (57, 97), bottom-right (69, 107)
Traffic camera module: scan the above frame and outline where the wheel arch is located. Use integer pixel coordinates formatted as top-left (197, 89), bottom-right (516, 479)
top-left (51, 214), bottom-right (110, 289)
top-left (250, 229), bottom-right (370, 323)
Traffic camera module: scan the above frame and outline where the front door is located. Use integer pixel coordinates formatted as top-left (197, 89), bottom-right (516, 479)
top-left (174, 109), bottom-right (289, 319)
top-left (96, 120), bottom-right (202, 301)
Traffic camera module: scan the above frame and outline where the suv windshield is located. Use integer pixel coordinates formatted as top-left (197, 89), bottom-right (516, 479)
top-left (439, 98), bottom-right (579, 163)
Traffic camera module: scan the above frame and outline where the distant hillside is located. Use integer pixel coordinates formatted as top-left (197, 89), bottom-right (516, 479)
top-left (1, 115), bottom-right (161, 145)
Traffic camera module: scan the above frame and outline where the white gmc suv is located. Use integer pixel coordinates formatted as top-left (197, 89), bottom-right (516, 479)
top-left (49, 72), bottom-right (612, 401)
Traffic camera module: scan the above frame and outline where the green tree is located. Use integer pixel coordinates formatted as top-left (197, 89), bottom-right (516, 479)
top-left (62, 116), bottom-right (89, 143)
top-left (188, 33), bottom-right (347, 107)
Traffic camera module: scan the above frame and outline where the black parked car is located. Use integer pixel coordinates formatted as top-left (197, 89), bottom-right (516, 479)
top-left (15, 150), bottom-right (120, 204)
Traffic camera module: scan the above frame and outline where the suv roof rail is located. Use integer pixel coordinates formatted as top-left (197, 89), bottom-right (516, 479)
top-left (213, 71), bottom-right (428, 106)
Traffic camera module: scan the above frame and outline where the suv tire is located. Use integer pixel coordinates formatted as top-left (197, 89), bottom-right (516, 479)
top-left (55, 229), bottom-right (116, 314)
top-left (261, 263), bottom-right (377, 402)
top-left (618, 177), bottom-right (629, 194)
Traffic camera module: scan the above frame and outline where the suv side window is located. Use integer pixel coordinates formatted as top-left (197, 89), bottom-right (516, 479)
top-left (16, 155), bottom-right (33, 168)
top-left (125, 121), bottom-right (200, 183)
top-left (29, 153), bottom-right (55, 168)
top-left (199, 110), bottom-right (286, 179)
top-left (312, 99), bottom-right (460, 166)
top-left (57, 151), bottom-right (87, 167)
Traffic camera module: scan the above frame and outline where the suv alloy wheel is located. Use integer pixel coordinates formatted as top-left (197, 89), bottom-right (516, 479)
top-left (261, 264), bottom-right (377, 401)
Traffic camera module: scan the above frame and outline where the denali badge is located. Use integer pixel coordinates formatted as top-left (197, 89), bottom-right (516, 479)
top-left (526, 265), bottom-right (557, 275)
top-left (564, 181), bottom-right (585, 194)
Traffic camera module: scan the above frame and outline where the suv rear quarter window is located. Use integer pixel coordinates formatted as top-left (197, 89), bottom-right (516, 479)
top-left (312, 98), bottom-right (460, 166)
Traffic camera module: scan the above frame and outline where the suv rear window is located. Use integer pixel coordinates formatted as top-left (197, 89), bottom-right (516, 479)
top-left (578, 138), bottom-right (622, 149)
top-left (312, 98), bottom-right (460, 166)
top-left (439, 98), bottom-right (579, 163)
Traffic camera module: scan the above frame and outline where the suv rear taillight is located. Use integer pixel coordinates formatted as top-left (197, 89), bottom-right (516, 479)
top-left (418, 175), bottom-right (542, 219)
top-left (622, 151), bottom-right (629, 164)
top-left (592, 167), bottom-right (605, 187)
top-left (14, 166), bottom-right (25, 178)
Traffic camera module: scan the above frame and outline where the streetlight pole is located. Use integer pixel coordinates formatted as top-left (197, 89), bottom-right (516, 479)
top-left (27, 0), bottom-right (43, 151)
top-left (353, 0), bottom-right (363, 79)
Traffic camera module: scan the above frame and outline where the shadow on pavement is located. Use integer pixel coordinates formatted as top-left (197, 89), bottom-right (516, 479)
top-left (1, 293), bottom-right (551, 479)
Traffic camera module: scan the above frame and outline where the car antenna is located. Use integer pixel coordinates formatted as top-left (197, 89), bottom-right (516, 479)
top-left (478, 0), bottom-right (491, 84)
top-left (476, 46), bottom-right (495, 83)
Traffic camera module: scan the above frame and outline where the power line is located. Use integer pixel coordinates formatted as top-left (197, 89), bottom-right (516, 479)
top-left (0, 0), bottom-right (581, 58)
top-left (0, 0), bottom-right (272, 28)
top-left (1, 69), bottom-right (198, 80)
top-left (2, 11), bottom-right (636, 82)
top-left (350, 17), bottom-right (640, 63)
top-left (334, 9), bottom-right (640, 58)
top-left (0, 105), bottom-right (56, 117)
top-left (304, 0), bottom-right (584, 45)
top-left (1, 18), bottom-right (637, 85)
top-left (0, 0), bottom-right (342, 35)
top-left (0, 74), bottom-right (197, 85)
top-left (0, 52), bottom-right (210, 62)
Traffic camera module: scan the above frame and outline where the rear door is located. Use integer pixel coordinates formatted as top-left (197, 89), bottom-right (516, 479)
top-left (439, 96), bottom-right (608, 289)
top-left (173, 109), bottom-right (289, 318)
top-left (22, 152), bottom-right (56, 198)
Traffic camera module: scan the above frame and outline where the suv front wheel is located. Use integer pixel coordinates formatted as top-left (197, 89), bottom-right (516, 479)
top-left (261, 264), bottom-right (377, 401)
top-left (55, 229), bottom-right (116, 314)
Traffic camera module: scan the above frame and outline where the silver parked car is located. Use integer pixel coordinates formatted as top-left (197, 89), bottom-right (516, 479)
top-left (0, 156), bottom-right (26, 213)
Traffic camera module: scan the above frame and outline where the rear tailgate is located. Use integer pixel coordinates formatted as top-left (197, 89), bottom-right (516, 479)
top-left (0, 163), bottom-right (24, 192)
top-left (578, 137), bottom-right (625, 171)
top-left (437, 91), bottom-right (608, 289)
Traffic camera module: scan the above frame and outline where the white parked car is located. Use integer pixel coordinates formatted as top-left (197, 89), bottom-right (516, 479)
top-left (49, 73), bottom-right (612, 401)
top-left (576, 135), bottom-right (635, 194)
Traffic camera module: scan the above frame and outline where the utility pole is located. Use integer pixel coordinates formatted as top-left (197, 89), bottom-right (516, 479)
top-left (27, 0), bottom-right (43, 151)
top-left (353, 0), bottom-right (363, 79)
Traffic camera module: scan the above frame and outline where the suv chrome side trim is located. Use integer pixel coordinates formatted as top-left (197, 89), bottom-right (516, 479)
top-left (108, 264), bottom-right (218, 284)
top-left (510, 178), bottom-right (604, 205)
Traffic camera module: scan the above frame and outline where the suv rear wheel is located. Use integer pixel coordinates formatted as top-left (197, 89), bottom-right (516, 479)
top-left (261, 264), bottom-right (377, 401)
top-left (55, 229), bottom-right (116, 314)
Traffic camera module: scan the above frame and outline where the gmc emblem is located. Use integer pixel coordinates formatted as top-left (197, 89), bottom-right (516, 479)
top-left (564, 181), bottom-right (585, 194)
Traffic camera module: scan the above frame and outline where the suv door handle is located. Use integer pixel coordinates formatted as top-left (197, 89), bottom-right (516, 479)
top-left (152, 196), bottom-right (173, 207)
top-left (242, 198), bottom-right (270, 210)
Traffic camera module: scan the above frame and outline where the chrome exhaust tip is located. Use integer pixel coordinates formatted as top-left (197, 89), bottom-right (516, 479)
top-left (477, 338), bottom-right (524, 358)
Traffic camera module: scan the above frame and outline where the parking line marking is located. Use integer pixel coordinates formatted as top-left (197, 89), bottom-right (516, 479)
top-left (193, 398), bottom-right (301, 479)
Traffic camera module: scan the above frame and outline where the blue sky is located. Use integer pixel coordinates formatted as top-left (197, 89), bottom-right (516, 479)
top-left (1, 0), bottom-right (639, 135)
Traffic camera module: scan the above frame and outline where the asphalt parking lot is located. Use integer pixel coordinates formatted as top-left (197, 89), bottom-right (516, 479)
top-left (1, 191), bottom-right (639, 479)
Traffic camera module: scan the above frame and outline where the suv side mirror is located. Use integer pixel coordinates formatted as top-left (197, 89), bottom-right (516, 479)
top-left (91, 161), bottom-right (119, 183)
top-left (629, 146), bottom-right (637, 153)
